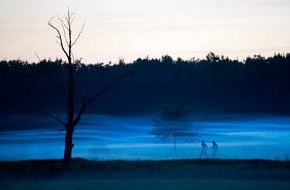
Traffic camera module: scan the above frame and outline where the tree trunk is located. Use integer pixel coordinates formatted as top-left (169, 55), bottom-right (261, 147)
top-left (63, 50), bottom-right (74, 171)
top-left (63, 128), bottom-right (74, 171)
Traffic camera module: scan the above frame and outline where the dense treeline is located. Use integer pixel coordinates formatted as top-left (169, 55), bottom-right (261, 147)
top-left (1, 52), bottom-right (290, 115)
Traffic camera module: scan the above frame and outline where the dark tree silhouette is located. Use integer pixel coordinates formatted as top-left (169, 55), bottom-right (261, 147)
top-left (34, 9), bottom-right (133, 171)
top-left (2, 52), bottom-right (290, 116)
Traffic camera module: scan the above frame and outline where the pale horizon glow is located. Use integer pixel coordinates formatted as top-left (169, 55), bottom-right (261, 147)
top-left (1, 0), bottom-right (290, 64)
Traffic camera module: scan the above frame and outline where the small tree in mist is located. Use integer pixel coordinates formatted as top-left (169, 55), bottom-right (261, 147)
top-left (150, 106), bottom-right (198, 154)
top-left (33, 9), bottom-right (132, 171)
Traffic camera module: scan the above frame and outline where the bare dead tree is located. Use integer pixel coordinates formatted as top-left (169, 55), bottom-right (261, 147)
top-left (41, 9), bottom-right (133, 171)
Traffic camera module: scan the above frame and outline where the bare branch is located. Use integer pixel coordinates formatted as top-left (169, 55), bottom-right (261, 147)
top-left (72, 20), bottom-right (85, 47)
top-left (70, 10), bottom-right (76, 25)
top-left (88, 72), bottom-right (134, 106)
top-left (48, 17), bottom-right (70, 61)
top-left (56, 13), bottom-right (69, 30)
top-left (56, 13), bottom-right (70, 47)
top-left (73, 72), bottom-right (134, 127)
top-left (34, 52), bottom-right (41, 62)
top-left (30, 107), bottom-right (66, 127)
top-left (42, 68), bottom-right (68, 99)
top-left (37, 59), bottom-right (68, 99)
top-left (61, 24), bottom-right (69, 47)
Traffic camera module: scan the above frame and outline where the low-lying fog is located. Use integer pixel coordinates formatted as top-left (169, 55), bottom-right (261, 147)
top-left (0, 114), bottom-right (289, 161)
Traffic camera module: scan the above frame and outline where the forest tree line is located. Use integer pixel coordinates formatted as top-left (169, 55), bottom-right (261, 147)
top-left (1, 52), bottom-right (290, 115)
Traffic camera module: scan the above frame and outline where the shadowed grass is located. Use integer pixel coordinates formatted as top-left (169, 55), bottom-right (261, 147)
top-left (1, 180), bottom-right (290, 190)
top-left (1, 158), bottom-right (290, 189)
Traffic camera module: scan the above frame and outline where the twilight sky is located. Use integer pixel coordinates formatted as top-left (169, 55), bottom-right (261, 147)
top-left (1, 0), bottom-right (290, 64)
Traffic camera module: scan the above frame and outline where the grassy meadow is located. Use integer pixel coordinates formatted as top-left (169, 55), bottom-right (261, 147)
top-left (1, 158), bottom-right (290, 190)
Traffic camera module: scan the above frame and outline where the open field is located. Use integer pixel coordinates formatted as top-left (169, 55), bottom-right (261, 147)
top-left (1, 158), bottom-right (290, 189)
top-left (2, 114), bottom-right (290, 161)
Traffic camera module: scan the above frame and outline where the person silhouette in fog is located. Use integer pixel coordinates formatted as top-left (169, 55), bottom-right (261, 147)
top-left (199, 140), bottom-right (208, 158)
top-left (211, 141), bottom-right (218, 158)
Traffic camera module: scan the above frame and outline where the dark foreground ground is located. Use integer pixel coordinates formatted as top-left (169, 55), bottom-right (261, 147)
top-left (1, 158), bottom-right (290, 190)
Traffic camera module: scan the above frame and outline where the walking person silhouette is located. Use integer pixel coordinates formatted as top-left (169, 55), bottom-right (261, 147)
top-left (199, 140), bottom-right (208, 158)
top-left (211, 141), bottom-right (218, 158)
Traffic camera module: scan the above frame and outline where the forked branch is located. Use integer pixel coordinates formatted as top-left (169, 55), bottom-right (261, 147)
top-left (73, 72), bottom-right (134, 127)
top-left (30, 107), bottom-right (66, 127)
top-left (48, 9), bottom-right (85, 65)
top-left (48, 17), bottom-right (70, 61)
